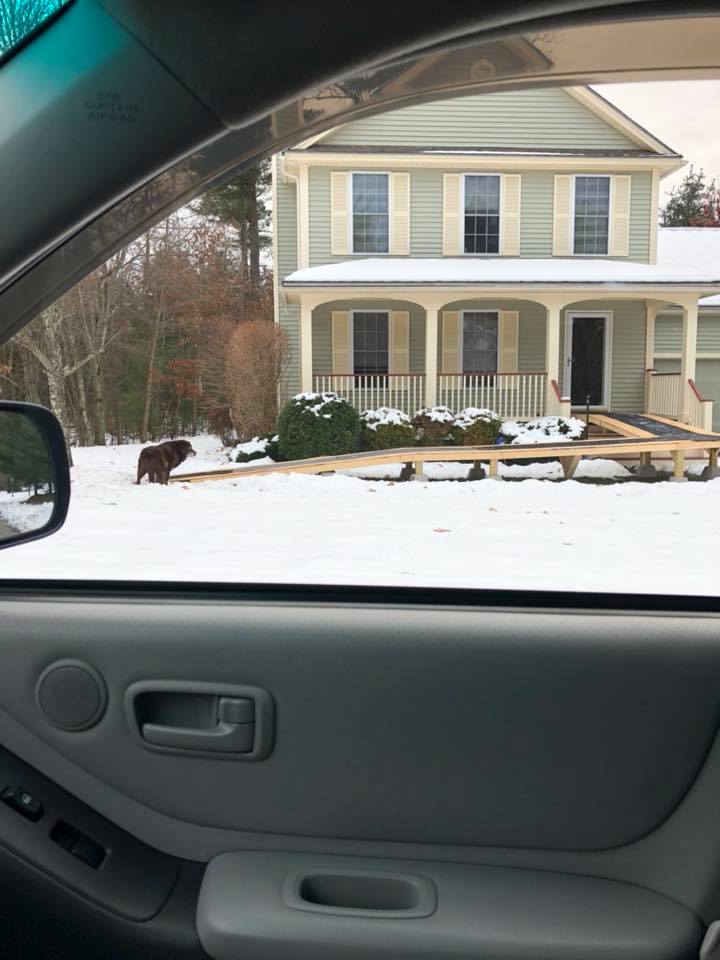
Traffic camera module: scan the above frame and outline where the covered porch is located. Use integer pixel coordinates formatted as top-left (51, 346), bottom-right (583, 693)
top-left (284, 284), bottom-right (714, 430)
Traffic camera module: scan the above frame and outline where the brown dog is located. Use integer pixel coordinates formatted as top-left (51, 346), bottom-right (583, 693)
top-left (136, 439), bottom-right (197, 485)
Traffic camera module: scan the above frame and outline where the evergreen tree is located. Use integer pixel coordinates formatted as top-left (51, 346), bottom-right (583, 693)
top-left (194, 162), bottom-right (271, 291)
top-left (661, 167), bottom-right (708, 226)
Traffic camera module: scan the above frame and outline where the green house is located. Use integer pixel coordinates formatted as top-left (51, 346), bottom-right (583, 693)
top-left (273, 85), bottom-right (720, 430)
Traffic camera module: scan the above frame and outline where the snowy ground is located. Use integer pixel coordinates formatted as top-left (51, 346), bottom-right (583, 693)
top-left (1, 434), bottom-right (718, 595)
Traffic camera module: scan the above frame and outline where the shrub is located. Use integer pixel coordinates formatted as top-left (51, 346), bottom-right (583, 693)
top-left (412, 406), bottom-right (455, 446)
top-left (359, 408), bottom-right (416, 450)
top-left (225, 319), bottom-right (291, 442)
top-left (451, 407), bottom-right (502, 446)
top-left (500, 415), bottom-right (587, 445)
top-left (228, 433), bottom-right (278, 464)
top-left (276, 392), bottom-right (360, 461)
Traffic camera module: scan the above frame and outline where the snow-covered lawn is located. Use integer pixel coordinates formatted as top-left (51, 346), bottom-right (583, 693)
top-left (1, 434), bottom-right (719, 595)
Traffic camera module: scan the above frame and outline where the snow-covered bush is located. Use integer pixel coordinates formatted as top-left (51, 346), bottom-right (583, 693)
top-left (227, 435), bottom-right (274, 464)
top-left (412, 406), bottom-right (455, 446)
top-left (359, 408), bottom-right (415, 450)
top-left (451, 407), bottom-right (502, 446)
top-left (276, 392), bottom-right (360, 461)
top-left (500, 415), bottom-right (587, 445)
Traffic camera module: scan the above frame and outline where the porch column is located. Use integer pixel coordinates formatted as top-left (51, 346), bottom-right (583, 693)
top-left (644, 302), bottom-right (658, 412)
top-left (545, 302), bottom-right (563, 416)
top-left (300, 299), bottom-right (313, 393)
top-left (424, 305), bottom-right (439, 406)
top-left (679, 298), bottom-right (698, 422)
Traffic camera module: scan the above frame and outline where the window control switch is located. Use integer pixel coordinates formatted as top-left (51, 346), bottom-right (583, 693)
top-left (51, 820), bottom-right (106, 869)
top-left (2, 786), bottom-right (44, 822)
top-left (71, 833), bottom-right (106, 869)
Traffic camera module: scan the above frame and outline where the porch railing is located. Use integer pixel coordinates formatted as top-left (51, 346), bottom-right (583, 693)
top-left (437, 372), bottom-right (546, 420)
top-left (313, 374), bottom-right (425, 413)
top-left (646, 371), bottom-right (681, 419)
top-left (688, 379), bottom-right (715, 432)
top-left (646, 371), bottom-right (715, 431)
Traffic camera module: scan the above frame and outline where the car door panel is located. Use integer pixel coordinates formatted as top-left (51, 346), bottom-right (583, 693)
top-left (0, 588), bottom-right (719, 951)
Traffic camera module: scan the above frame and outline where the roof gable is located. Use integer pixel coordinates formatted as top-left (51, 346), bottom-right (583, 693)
top-left (312, 86), bottom-right (676, 156)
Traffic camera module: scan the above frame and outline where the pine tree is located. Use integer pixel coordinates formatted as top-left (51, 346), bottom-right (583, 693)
top-left (194, 162), bottom-right (271, 292)
top-left (661, 167), bottom-right (708, 226)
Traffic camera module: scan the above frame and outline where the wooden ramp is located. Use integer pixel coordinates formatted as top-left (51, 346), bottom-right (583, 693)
top-left (173, 427), bottom-right (720, 484)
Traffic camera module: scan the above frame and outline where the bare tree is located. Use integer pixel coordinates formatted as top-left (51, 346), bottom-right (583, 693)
top-left (225, 319), bottom-right (290, 441)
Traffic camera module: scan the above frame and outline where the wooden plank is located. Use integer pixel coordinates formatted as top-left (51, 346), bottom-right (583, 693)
top-left (172, 436), bottom-right (720, 484)
top-left (588, 414), bottom-right (654, 439)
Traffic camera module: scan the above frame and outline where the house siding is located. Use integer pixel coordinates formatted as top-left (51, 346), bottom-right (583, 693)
top-left (305, 166), bottom-right (652, 264)
top-left (311, 300), bottom-right (426, 376)
top-left (655, 310), bottom-right (720, 354)
top-left (437, 300), bottom-right (547, 373)
top-left (321, 88), bottom-right (640, 150)
top-left (275, 161), bottom-right (300, 397)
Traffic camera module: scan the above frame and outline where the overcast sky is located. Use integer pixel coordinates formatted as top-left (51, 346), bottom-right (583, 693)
top-left (594, 80), bottom-right (720, 201)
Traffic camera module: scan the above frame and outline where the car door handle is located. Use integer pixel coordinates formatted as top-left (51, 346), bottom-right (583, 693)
top-left (141, 718), bottom-right (255, 753)
top-left (125, 681), bottom-right (275, 759)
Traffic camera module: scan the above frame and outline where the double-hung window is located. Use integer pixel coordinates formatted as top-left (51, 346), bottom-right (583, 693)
top-left (573, 175), bottom-right (610, 255)
top-left (351, 173), bottom-right (389, 253)
top-left (463, 175), bottom-right (500, 254)
top-left (353, 311), bottom-right (389, 375)
top-left (462, 312), bottom-right (498, 372)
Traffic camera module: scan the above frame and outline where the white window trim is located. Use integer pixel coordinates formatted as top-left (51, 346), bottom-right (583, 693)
top-left (348, 171), bottom-right (391, 256)
top-left (350, 309), bottom-right (390, 375)
top-left (570, 174), bottom-right (612, 258)
top-left (563, 310), bottom-right (614, 409)
top-left (460, 173), bottom-right (502, 257)
top-left (460, 309), bottom-right (500, 372)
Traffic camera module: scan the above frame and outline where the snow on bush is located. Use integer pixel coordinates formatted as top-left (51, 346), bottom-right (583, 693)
top-left (500, 415), bottom-right (587, 445)
top-left (412, 406), bottom-right (455, 445)
top-left (277, 392), bottom-right (360, 460)
top-left (451, 407), bottom-right (502, 446)
top-left (227, 435), bottom-right (274, 463)
top-left (360, 408), bottom-right (415, 450)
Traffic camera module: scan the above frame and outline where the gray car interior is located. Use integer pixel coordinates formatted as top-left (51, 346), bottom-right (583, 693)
top-left (2, 1), bottom-right (720, 958)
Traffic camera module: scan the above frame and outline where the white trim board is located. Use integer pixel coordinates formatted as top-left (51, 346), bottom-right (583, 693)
top-left (563, 310), bottom-right (613, 409)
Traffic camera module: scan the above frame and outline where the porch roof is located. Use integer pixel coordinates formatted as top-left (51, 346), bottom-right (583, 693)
top-left (284, 229), bottom-right (720, 290)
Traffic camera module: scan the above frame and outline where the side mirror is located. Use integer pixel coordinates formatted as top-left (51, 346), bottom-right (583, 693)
top-left (0, 401), bottom-right (71, 550)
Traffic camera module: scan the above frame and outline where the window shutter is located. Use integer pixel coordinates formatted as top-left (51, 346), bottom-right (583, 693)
top-left (500, 175), bottom-right (521, 256)
top-left (389, 311), bottom-right (410, 373)
top-left (332, 310), bottom-right (351, 374)
top-left (441, 311), bottom-right (461, 373)
top-left (498, 311), bottom-right (519, 373)
top-left (442, 174), bottom-right (461, 256)
top-left (609, 175), bottom-right (631, 257)
top-left (389, 173), bottom-right (410, 256)
top-left (331, 172), bottom-right (349, 256)
top-left (552, 175), bottom-right (572, 256)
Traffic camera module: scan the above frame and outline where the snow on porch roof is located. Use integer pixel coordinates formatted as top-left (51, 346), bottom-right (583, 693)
top-left (284, 229), bottom-right (720, 288)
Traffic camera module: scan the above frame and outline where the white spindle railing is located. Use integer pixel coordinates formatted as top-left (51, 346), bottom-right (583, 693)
top-left (313, 375), bottom-right (425, 414)
top-left (437, 372), bottom-right (546, 420)
top-left (687, 379), bottom-right (715, 432)
top-left (647, 372), bottom-right (681, 419)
